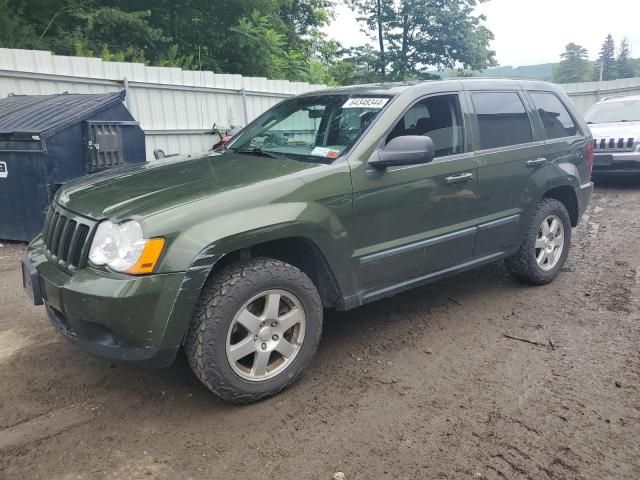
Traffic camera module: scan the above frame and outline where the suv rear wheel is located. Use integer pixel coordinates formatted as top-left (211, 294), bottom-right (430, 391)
top-left (506, 198), bottom-right (572, 285)
top-left (185, 257), bottom-right (323, 403)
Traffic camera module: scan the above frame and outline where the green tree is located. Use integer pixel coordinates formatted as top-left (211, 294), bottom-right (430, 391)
top-left (70, 7), bottom-right (165, 63)
top-left (553, 43), bottom-right (592, 83)
top-left (0, 0), bottom-right (337, 81)
top-left (348, 0), bottom-right (496, 81)
top-left (390, 0), bottom-right (496, 79)
top-left (2, 1), bottom-right (166, 63)
top-left (616, 38), bottom-right (636, 79)
top-left (230, 11), bottom-right (310, 81)
top-left (596, 34), bottom-right (617, 81)
top-left (347, 0), bottom-right (395, 79)
top-left (0, 0), bottom-right (39, 48)
top-left (327, 45), bottom-right (385, 84)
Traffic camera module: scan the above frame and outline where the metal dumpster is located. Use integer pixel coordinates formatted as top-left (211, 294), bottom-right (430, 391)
top-left (0, 91), bottom-right (145, 241)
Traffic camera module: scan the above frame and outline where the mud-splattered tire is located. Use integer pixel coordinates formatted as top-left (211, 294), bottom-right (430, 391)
top-left (506, 199), bottom-right (572, 286)
top-left (184, 257), bottom-right (323, 404)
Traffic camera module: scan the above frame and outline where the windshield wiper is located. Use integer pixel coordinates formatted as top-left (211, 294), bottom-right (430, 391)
top-left (233, 147), bottom-right (284, 159)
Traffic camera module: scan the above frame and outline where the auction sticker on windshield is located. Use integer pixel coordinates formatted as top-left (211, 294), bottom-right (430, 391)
top-left (342, 98), bottom-right (389, 109)
top-left (311, 147), bottom-right (340, 158)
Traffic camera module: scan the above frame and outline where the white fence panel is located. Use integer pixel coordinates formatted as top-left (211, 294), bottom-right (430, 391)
top-left (0, 48), bottom-right (326, 160)
top-left (560, 77), bottom-right (640, 114)
top-left (3, 48), bottom-right (639, 157)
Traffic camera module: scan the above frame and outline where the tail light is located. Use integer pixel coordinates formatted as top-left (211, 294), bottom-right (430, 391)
top-left (586, 142), bottom-right (594, 177)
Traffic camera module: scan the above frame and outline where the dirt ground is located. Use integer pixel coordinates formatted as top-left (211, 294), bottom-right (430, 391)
top-left (0, 179), bottom-right (639, 480)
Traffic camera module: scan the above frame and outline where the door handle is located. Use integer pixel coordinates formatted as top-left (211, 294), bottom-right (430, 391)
top-left (445, 172), bottom-right (474, 184)
top-left (526, 157), bottom-right (547, 167)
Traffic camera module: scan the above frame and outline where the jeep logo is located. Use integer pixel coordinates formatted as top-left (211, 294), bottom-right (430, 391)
top-left (0, 161), bottom-right (7, 179)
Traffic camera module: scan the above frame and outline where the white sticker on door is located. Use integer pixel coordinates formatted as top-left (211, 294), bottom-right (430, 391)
top-left (0, 161), bottom-right (7, 179)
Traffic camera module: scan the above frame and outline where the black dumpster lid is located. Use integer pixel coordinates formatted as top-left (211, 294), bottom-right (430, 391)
top-left (0, 90), bottom-right (126, 138)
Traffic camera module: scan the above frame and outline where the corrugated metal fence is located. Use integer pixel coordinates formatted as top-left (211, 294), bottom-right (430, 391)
top-left (561, 77), bottom-right (640, 114)
top-left (0, 49), bottom-right (325, 160)
top-left (2, 48), bottom-right (640, 160)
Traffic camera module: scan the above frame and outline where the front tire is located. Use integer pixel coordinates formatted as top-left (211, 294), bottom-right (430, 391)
top-left (185, 257), bottom-right (323, 404)
top-left (506, 199), bottom-right (572, 285)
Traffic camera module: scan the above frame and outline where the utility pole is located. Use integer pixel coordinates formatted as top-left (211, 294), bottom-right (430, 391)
top-left (599, 60), bottom-right (604, 82)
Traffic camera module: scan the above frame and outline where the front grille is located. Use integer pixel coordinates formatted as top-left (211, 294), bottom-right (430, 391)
top-left (593, 137), bottom-right (637, 152)
top-left (42, 204), bottom-right (96, 271)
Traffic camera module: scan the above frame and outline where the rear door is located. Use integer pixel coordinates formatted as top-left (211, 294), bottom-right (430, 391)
top-left (525, 90), bottom-right (588, 182)
top-left (466, 89), bottom-right (546, 257)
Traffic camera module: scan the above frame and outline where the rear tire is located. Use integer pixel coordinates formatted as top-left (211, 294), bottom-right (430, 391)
top-left (506, 199), bottom-right (572, 285)
top-left (185, 257), bottom-right (323, 404)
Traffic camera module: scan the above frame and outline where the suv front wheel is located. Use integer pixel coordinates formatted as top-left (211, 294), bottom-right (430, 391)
top-left (185, 258), bottom-right (323, 403)
top-left (506, 198), bottom-right (572, 285)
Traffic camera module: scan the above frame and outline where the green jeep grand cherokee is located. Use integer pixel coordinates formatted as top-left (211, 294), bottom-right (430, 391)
top-left (22, 79), bottom-right (593, 403)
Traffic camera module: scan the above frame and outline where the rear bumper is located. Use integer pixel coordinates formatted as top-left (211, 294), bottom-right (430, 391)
top-left (576, 181), bottom-right (593, 224)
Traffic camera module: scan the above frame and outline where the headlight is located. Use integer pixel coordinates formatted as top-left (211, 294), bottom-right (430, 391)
top-left (89, 220), bottom-right (165, 274)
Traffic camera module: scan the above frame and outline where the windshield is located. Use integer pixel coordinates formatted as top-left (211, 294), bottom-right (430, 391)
top-left (225, 94), bottom-right (392, 163)
top-left (585, 99), bottom-right (640, 124)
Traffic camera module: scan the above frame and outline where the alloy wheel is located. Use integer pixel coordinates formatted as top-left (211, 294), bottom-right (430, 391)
top-left (225, 289), bottom-right (306, 382)
top-left (535, 214), bottom-right (565, 271)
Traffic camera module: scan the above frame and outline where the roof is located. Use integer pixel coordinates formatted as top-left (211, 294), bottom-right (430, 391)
top-left (0, 91), bottom-right (126, 137)
top-left (304, 78), bottom-right (553, 97)
top-left (301, 82), bottom-right (419, 97)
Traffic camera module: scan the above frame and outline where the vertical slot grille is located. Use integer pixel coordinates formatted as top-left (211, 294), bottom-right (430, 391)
top-left (43, 205), bottom-right (95, 270)
top-left (70, 225), bottom-right (90, 268)
top-left (594, 136), bottom-right (637, 152)
top-left (60, 220), bottom-right (77, 261)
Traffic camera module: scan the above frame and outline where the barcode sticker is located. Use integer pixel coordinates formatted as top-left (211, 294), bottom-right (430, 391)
top-left (342, 98), bottom-right (389, 109)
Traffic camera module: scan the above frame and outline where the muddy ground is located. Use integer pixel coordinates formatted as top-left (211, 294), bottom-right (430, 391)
top-left (0, 179), bottom-right (639, 480)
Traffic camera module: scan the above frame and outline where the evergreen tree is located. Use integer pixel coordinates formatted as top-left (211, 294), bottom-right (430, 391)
top-left (596, 34), bottom-right (617, 81)
top-left (616, 38), bottom-right (636, 79)
top-left (553, 43), bottom-right (591, 83)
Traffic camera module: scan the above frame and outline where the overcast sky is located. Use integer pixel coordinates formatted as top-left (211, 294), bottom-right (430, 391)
top-left (323, 0), bottom-right (640, 67)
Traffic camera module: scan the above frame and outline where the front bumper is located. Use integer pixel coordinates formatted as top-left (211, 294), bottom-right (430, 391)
top-left (592, 151), bottom-right (640, 176)
top-left (24, 236), bottom-right (186, 367)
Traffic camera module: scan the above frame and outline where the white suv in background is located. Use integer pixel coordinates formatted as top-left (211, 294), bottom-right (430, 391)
top-left (586, 95), bottom-right (640, 177)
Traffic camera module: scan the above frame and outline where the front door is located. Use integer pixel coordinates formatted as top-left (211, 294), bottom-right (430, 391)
top-left (351, 93), bottom-right (478, 294)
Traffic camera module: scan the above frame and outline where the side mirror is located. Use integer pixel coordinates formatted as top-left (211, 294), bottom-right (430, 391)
top-left (369, 135), bottom-right (435, 169)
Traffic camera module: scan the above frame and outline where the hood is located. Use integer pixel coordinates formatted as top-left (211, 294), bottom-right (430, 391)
top-left (57, 152), bottom-right (320, 220)
top-left (588, 121), bottom-right (640, 140)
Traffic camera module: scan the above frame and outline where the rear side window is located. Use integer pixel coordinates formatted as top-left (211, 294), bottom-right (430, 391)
top-left (472, 92), bottom-right (533, 150)
top-left (529, 92), bottom-right (579, 139)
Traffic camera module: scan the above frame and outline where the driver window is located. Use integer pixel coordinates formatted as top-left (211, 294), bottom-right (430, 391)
top-left (387, 94), bottom-right (465, 158)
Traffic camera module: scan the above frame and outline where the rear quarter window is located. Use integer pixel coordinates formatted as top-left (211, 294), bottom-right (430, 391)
top-left (530, 92), bottom-right (579, 139)
top-left (471, 92), bottom-right (533, 150)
